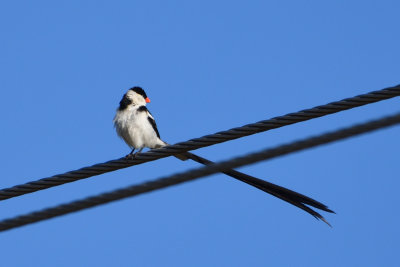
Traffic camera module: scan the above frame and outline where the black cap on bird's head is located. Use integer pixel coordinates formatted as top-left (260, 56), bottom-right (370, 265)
top-left (130, 86), bottom-right (150, 103)
top-left (118, 86), bottom-right (151, 111)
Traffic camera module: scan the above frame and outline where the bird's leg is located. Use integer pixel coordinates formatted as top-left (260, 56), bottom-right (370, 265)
top-left (125, 148), bottom-right (143, 160)
top-left (133, 148), bottom-right (143, 157)
top-left (125, 148), bottom-right (136, 159)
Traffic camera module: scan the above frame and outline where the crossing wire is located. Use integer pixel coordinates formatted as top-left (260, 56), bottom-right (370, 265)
top-left (0, 84), bottom-right (399, 201)
top-left (0, 111), bottom-right (399, 232)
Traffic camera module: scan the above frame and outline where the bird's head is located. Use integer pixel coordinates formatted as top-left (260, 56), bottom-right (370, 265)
top-left (118, 86), bottom-right (151, 110)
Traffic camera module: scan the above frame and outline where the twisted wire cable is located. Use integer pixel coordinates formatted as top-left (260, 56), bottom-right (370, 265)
top-left (0, 112), bottom-right (399, 232)
top-left (0, 84), bottom-right (399, 201)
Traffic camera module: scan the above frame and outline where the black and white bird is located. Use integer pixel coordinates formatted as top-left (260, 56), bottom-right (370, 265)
top-left (114, 86), bottom-right (334, 225)
top-left (113, 86), bottom-right (167, 157)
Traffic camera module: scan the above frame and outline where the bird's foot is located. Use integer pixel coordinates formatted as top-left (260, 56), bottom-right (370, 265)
top-left (125, 153), bottom-right (137, 160)
top-left (125, 148), bottom-right (143, 160)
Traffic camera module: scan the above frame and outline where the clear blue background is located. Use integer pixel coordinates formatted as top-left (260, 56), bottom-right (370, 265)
top-left (0, 1), bottom-right (399, 266)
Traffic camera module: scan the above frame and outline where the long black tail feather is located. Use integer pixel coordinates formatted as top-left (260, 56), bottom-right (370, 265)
top-left (180, 151), bottom-right (334, 225)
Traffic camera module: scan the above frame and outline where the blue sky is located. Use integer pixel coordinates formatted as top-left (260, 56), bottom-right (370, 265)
top-left (0, 1), bottom-right (399, 266)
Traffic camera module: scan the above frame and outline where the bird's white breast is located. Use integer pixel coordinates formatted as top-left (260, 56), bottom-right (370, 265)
top-left (113, 106), bottom-right (162, 149)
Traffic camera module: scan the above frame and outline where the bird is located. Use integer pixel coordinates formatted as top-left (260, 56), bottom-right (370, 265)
top-left (113, 86), bottom-right (167, 157)
top-left (113, 86), bottom-right (334, 225)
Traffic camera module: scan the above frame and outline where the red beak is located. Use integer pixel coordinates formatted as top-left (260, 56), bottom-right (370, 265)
top-left (145, 97), bottom-right (151, 103)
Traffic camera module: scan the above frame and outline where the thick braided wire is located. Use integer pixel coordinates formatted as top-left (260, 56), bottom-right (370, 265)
top-left (0, 84), bottom-right (399, 201)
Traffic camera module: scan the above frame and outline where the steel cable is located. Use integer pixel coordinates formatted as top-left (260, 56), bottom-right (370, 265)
top-left (0, 84), bottom-right (399, 201)
top-left (0, 112), bottom-right (399, 232)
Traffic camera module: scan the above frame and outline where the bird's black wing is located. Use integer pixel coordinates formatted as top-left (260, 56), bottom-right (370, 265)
top-left (138, 106), bottom-right (161, 138)
top-left (147, 116), bottom-right (161, 138)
